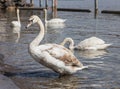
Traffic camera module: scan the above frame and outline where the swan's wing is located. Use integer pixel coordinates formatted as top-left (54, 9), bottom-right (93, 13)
top-left (93, 43), bottom-right (112, 49)
top-left (53, 18), bottom-right (66, 22)
top-left (38, 44), bottom-right (83, 67)
top-left (48, 18), bottom-right (66, 23)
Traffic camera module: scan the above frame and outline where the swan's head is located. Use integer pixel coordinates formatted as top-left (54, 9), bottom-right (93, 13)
top-left (26, 15), bottom-right (40, 28)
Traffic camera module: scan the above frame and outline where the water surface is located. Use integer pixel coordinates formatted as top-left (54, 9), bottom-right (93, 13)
top-left (0, 1), bottom-right (120, 89)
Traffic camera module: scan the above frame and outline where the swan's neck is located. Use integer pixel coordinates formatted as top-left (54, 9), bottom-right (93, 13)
top-left (30, 19), bottom-right (45, 48)
top-left (69, 40), bottom-right (74, 50)
top-left (44, 9), bottom-right (47, 23)
top-left (17, 9), bottom-right (20, 23)
top-left (61, 38), bottom-right (74, 50)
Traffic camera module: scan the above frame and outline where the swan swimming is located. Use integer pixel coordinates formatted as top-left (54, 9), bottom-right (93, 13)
top-left (60, 37), bottom-right (111, 50)
top-left (11, 8), bottom-right (21, 28)
top-left (26, 15), bottom-right (87, 76)
top-left (44, 9), bottom-right (66, 27)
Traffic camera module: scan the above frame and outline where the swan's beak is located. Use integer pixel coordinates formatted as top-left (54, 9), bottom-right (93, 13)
top-left (25, 19), bottom-right (34, 29)
top-left (25, 22), bottom-right (32, 29)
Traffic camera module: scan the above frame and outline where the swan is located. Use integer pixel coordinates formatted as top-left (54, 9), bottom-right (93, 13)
top-left (26, 15), bottom-right (87, 76)
top-left (11, 8), bottom-right (21, 27)
top-left (60, 37), bottom-right (111, 50)
top-left (44, 9), bottom-right (66, 27)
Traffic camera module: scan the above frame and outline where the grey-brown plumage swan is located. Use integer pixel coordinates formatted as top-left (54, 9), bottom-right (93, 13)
top-left (26, 15), bottom-right (87, 76)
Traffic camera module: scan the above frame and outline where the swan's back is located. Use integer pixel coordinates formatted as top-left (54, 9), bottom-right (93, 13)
top-left (34, 44), bottom-right (81, 66)
top-left (75, 36), bottom-right (111, 50)
top-left (47, 18), bottom-right (66, 28)
top-left (47, 18), bottom-right (66, 24)
top-left (79, 37), bottom-right (105, 47)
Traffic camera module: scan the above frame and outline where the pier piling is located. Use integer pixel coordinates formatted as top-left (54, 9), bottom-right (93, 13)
top-left (94, 0), bottom-right (98, 19)
top-left (30, 0), bottom-right (34, 6)
top-left (52, 0), bottom-right (57, 18)
top-left (39, 0), bottom-right (42, 7)
top-left (45, 0), bottom-right (48, 9)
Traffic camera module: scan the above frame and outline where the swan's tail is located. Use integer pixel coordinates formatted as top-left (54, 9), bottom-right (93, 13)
top-left (63, 19), bottom-right (67, 22)
top-left (76, 65), bottom-right (89, 71)
top-left (100, 43), bottom-right (112, 49)
top-left (105, 43), bottom-right (112, 47)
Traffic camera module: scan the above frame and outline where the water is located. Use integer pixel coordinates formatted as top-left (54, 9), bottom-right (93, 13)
top-left (0, 0), bottom-right (120, 89)
top-left (58, 0), bottom-right (120, 10)
top-left (31, 0), bottom-right (120, 11)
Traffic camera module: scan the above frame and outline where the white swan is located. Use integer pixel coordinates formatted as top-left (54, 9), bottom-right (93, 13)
top-left (11, 8), bottom-right (21, 27)
top-left (60, 37), bottom-right (111, 50)
top-left (26, 15), bottom-right (87, 76)
top-left (44, 9), bottom-right (66, 28)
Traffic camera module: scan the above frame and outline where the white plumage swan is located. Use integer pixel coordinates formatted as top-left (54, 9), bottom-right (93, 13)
top-left (11, 8), bottom-right (21, 27)
top-left (11, 8), bottom-right (21, 43)
top-left (44, 9), bottom-right (66, 26)
top-left (26, 15), bottom-right (87, 76)
top-left (60, 37), bottom-right (111, 50)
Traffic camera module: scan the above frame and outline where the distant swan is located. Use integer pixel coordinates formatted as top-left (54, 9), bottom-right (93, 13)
top-left (26, 15), bottom-right (87, 76)
top-left (11, 8), bottom-right (21, 27)
top-left (44, 9), bottom-right (66, 27)
top-left (60, 37), bottom-right (111, 50)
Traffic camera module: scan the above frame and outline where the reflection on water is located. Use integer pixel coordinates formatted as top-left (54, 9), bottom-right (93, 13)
top-left (78, 50), bottom-right (108, 59)
top-left (0, 53), bottom-right (4, 65)
top-left (12, 27), bottom-right (21, 43)
top-left (0, 22), bottom-right (20, 43)
top-left (8, 72), bottom-right (79, 89)
top-left (0, 74), bottom-right (20, 89)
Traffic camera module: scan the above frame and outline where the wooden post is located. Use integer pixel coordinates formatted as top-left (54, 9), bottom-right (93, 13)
top-left (30, 0), bottom-right (34, 6)
top-left (94, 0), bottom-right (98, 19)
top-left (45, 0), bottom-right (48, 9)
top-left (52, 0), bottom-right (57, 18)
top-left (39, 0), bottom-right (42, 7)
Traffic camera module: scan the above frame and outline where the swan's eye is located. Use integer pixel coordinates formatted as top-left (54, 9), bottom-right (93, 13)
top-left (28, 19), bottom-right (33, 23)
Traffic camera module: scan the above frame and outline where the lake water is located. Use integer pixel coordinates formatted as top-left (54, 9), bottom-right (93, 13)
top-left (30, 0), bottom-right (120, 10)
top-left (0, 0), bottom-right (120, 89)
